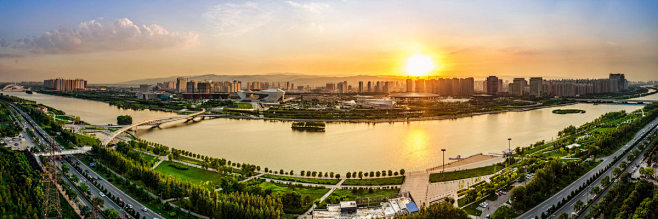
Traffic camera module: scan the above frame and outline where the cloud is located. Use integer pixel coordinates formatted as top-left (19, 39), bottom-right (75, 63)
top-left (285, 1), bottom-right (330, 14)
top-left (13, 18), bottom-right (198, 54)
top-left (204, 2), bottom-right (272, 36)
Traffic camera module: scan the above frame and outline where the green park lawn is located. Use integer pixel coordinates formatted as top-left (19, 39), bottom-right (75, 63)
top-left (329, 188), bottom-right (399, 200)
top-left (430, 164), bottom-right (505, 183)
top-left (261, 174), bottom-right (340, 185)
top-left (154, 161), bottom-right (226, 188)
top-left (258, 181), bottom-right (330, 200)
top-left (342, 176), bottom-right (405, 186)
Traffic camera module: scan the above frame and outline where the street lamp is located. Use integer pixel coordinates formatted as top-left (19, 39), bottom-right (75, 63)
top-left (507, 138), bottom-right (512, 165)
top-left (441, 149), bottom-right (446, 173)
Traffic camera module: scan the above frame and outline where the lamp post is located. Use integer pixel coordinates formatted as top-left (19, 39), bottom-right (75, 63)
top-left (507, 138), bottom-right (512, 165)
top-left (441, 148), bottom-right (446, 173)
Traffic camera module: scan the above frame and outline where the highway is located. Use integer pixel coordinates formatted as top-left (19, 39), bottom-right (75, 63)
top-left (551, 126), bottom-right (657, 218)
top-left (6, 102), bottom-right (162, 219)
top-left (518, 117), bottom-right (658, 219)
top-left (576, 130), bottom-right (657, 218)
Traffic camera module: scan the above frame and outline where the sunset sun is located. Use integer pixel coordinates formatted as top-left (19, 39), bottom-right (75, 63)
top-left (404, 54), bottom-right (436, 77)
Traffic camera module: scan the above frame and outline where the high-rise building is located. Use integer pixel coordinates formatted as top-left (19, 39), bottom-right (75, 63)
top-left (43, 78), bottom-right (87, 91)
top-left (460, 77), bottom-right (474, 96)
top-left (367, 81), bottom-right (372, 93)
top-left (406, 78), bottom-right (414, 93)
top-left (486, 76), bottom-right (499, 96)
top-left (358, 81), bottom-right (364, 93)
top-left (186, 80), bottom-right (197, 93)
top-left (197, 81), bottom-right (213, 93)
top-left (511, 78), bottom-right (527, 96)
top-left (326, 83), bottom-right (336, 92)
top-left (176, 77), bottom-right (187, 93)
top-left (415, 79), bottom-right (425, 93)
top-left (529, 77), bottom-right (543, 97)
top-left (139, 84), bottom-right (152, 93)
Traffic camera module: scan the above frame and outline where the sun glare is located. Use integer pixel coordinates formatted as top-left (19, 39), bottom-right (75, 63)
top-left (404, 54), bottom-right (436, 77)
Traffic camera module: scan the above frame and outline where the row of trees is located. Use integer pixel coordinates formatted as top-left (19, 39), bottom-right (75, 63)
top-left (0, 148), bottom-right (42, 218)
top-left (92, 145), bottom-right (284, 218)
top-left (0, 103), bottom-right (21, 137)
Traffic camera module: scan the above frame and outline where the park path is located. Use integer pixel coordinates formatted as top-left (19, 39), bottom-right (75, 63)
top-left (241, 173), bottom-right (264, 182)
top-left (298, 179), bottom-right (346, 219)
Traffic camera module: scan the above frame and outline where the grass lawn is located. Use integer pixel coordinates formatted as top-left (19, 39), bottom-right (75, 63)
top-left (258, 181), bottom-right (330, 214)
top-left (261, 174), bottom-right (340, 185)
top-left (75, 133), bottom-right (101, 146)
top-left (259, 181), bottom-right (329, 200)
top-left (463, 202), bottom-right (483, 216)
top-left (323, 188), bottom-right (400, 206)
top-left (155, 161), bottom-right (226, 188)
top-left (342, 176), bottom-right (405, 186)
top-left (232, 103), bottom-right (253, 109)
top-left (176, 156), bottom-right (204, 166)
top-left (140, 152), bottom-right (160, 167)
top-left (430, 164), bottom-right (505, 183)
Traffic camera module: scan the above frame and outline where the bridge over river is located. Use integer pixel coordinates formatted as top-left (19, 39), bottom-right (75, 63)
top-left (101, 109), bottom-right (206, 146)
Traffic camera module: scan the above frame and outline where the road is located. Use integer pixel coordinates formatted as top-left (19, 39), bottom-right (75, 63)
top-left (576, 129), bottom-right (657, 218)
top-left (518, 117), bottom-right (658, 219)
top-left (7, 102), bottom-right (162, 219)
top-left (552, 127), bottom-right (656, 218)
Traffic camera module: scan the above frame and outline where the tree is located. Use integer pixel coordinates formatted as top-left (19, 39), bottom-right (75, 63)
top-left (346, 172), bottom-right (351, 179)
top-left (590, 186), bottom-right (600, 196)
top-left (601, 176), bottom-right (611, 187)
top-left (400, 169), bottom-right (406, 176)
top-left (80, 182), bottom-right (90, 194)
top-left (402, 202), bottom-right (468, 219)
top-left (116, 115), bottom-right (133, 125)
top-left (574, 199), bottom-right (584, 211)
top-left (91, 196), bottom-right (105, 216)
top-left (335, 174), bottom-right (340, 179)
top-left (642, 167), bottom-right (654, 179)
top-left (358, 171), bottom-right (363, 179)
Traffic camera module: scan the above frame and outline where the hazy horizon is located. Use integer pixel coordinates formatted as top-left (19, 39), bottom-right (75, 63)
top-left (1, 0), bottom-right (657, 83)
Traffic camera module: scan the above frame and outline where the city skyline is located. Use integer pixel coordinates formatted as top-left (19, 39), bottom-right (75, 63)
top-left (1, 0), bottom-right (658, 83)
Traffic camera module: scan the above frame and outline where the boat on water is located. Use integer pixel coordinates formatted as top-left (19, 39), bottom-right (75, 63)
top-left (449, 155), bottom-right (462, 160)
top-left (291, 121), bottom-right (326, 132)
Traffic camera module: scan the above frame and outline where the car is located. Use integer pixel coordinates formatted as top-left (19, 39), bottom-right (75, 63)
top-left (479, 202), bottom-right (488, 208)
top-left (502, 191), bottom-right (508, 195)
top-left (128, 204), bottom-right (133, 209)
top-left (99, 192), bottom-right (105, 197)
top-left (141, 207), bottom-right (148, 212)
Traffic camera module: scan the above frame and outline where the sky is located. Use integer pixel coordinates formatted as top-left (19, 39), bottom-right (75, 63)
top-left (0, 0), bottom-right (657, 83)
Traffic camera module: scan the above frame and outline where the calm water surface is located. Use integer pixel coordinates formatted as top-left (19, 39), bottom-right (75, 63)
top-left (3, 91), bottom-right (644, 172)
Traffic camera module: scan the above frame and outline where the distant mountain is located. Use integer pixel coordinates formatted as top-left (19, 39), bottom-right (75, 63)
top-left (115, 73), bottom-right (408, 87)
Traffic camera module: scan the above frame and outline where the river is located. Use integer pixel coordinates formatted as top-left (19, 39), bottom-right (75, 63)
top-left (3, 91), bottom-right (654, 173)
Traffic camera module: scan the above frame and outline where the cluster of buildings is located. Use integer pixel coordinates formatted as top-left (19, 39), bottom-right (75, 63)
top-left (43, 78), bottom-right (87, 91)
top-left (153, 77), bottom-right (299, 94)
top-left (485, 73), bottom-right (628, 97)
top-left (312, 196), bottom-right (418, 219)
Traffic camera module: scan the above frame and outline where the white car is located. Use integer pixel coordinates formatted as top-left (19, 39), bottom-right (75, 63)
top-left (479, 202), bottom-right (488, 208)
top-left (99, 192), bottom-right (105, 197)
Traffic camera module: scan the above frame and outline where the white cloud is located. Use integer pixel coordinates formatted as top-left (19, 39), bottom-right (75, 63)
top-left (204, 2), bottom-right (272, 36)
top-left (13, 18), bottom-right (198, 54)
top-left (285, 1), bottom-right (330, 14)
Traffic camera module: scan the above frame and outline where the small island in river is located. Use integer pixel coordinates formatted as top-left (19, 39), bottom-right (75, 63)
top-left (291, 121), bottom-right (326, 132)
top-left (552, 109), bottom-right (586, 114)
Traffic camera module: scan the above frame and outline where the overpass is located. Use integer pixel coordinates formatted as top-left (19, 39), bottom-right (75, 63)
top-left (35, 146), bottom-right (92, 156)
top-left (101, 109), bottom-right (206, 146)
top-left (573, 98), bottom-right (658, 104)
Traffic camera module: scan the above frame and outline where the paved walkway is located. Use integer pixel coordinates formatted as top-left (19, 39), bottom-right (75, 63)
top-left (298, 179), bottom-right (346, 219)
top-left (241, 173), bottom-right (264, 182)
